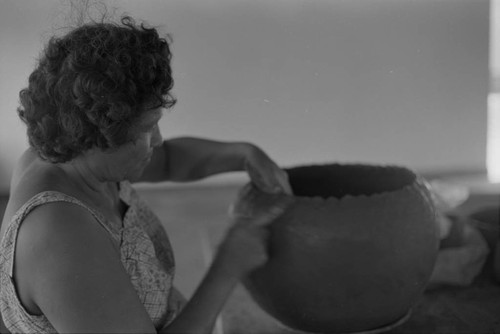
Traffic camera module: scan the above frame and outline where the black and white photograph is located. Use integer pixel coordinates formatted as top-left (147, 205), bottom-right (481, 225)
top-left (0, 0), bottom-right (499, 333)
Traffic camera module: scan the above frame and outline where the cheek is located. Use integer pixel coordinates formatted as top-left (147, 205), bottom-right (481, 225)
top-left (113, 142), bottom-right (149, 169)
top-left (130, 136), bottom-right (152, 157)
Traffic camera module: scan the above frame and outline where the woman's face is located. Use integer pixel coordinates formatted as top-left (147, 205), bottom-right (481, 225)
top-left (98, 107), bottom-right (164, 181)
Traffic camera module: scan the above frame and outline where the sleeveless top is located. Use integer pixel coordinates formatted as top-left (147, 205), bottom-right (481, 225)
top-left (0, 181), bottom-right (185, 333)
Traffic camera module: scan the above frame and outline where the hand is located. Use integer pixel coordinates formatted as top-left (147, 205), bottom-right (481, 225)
top-left (217, 184), bottom-right (293, 279)
top-left (244, 144), bottom-right (293, 195)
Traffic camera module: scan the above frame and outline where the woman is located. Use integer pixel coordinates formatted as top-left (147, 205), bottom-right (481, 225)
top-left (0, 16), bottom-right (292, 333)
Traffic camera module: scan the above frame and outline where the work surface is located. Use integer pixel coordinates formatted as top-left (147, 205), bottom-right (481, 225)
top-left (136, 183), bottom-right (500, 334)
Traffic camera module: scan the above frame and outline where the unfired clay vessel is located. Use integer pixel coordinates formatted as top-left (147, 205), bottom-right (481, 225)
top-left (241, 164), bottom-right (439, 333)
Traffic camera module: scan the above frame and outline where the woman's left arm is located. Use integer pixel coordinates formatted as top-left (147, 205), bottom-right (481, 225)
top-left (138, 137), bottom-right (291, 194)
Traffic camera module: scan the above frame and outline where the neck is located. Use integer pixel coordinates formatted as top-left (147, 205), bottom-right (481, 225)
top-left (58, 154), bottom-right (115, 198)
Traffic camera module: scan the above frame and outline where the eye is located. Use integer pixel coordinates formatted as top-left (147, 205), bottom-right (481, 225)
top-left (144, 122), bottom-right (160, 135)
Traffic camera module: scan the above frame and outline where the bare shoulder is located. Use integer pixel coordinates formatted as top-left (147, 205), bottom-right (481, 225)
top-left (14, 199), bottom-right (117, 314)
top-left (12, 148), bottom-right (62, 193)
top-left (17, 199), bottom-right (117, 257)
top-left (7, 150), bottom-right (117, 316)
top-left (10, 148), bottom-right (40, 188)
top-left (15, 198), bottom-right (155, 333)
top-left (16, 198), bottom-right (118, 278)
top-left (1, 149), bottom-right (56, 236)
top-left (4, 149), bottom-right (68, 222)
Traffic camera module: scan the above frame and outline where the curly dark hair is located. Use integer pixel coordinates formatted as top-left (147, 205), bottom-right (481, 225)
top-left (18, 16), bottom-right (176, 163)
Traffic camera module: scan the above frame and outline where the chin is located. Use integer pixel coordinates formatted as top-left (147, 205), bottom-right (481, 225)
top-left (125, 166), bottom-right (148, 182)
top-left (124, 172), bottom-right (142, 182)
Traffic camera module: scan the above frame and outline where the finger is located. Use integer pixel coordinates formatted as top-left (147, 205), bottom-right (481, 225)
top-left (251, 197), bottom-right (293, 227)
top-left (230, 178), bottom-right (294, 225)
top-left (245, 161), bottom-right (278, 193)
top-left (275, 170), bottom-right (293, 195)
top-left (263, 167), bottom-right (292, 195)
top-left (231, 184), bottom-right (260, 216)
top-left (236, 183), bottom-right (279, 210)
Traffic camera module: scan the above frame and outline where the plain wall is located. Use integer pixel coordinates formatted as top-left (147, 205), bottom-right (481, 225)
top-left (0, 0), bottom-right (489, 192)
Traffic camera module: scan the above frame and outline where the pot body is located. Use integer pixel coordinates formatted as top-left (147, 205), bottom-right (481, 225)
top-left (243, 164), bottom-right (439, 333)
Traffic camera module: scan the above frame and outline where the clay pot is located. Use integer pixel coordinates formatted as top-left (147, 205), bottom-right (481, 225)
top-left (242, 164), bottom-right (439, 333)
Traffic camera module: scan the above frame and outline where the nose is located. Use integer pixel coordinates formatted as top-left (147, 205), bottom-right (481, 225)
top-left (151, 125), bottom-right (163, 148)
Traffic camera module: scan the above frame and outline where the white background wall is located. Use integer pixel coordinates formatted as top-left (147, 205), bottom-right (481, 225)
top-left (0, 0), bottom-right (489, 192)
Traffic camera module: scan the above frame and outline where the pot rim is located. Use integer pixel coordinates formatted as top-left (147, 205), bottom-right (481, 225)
top-left (279, 163), bottom-right (428, 204)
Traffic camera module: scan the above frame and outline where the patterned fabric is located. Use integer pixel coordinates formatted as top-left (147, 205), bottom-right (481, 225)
top-left (0, 181), bottom-right (185, 333)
